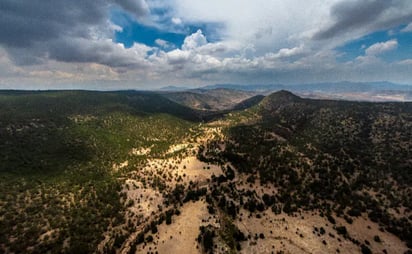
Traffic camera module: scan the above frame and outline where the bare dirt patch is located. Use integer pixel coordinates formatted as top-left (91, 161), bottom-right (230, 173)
top-left (138, 200), bottom-right (209, 254)
top-left (236, 210), bottom-right (408, 254)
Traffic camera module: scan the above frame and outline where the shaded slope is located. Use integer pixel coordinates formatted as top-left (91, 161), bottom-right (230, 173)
top-left (0, 90), bottom-right (203, 174)
top-left (232, 94), bottom-right (265, 111)
top-left (161, 88), bottom-right (255, 111)
top-left (0, 90), bottom-right (201, 121)
top-left (0, 90), bottom-right (199, 253)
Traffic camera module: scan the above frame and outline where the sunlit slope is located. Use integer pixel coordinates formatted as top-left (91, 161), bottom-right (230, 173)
top-left (205, 90), bottom-right (412, 248)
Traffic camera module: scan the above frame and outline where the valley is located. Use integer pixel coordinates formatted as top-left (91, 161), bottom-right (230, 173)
top-left (0, 89), bottom-right (411, 254)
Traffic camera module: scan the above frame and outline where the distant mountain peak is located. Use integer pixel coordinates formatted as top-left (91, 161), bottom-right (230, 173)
top-left (266, 90), bottom-right (301, 101)
top-left (258, 90), bottom-right (302, 111)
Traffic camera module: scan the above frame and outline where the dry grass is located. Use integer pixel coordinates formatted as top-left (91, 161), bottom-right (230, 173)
top-left (138, 200), bottom-right (209, 254)
top-left (236, 210), bottom-right (408, 254)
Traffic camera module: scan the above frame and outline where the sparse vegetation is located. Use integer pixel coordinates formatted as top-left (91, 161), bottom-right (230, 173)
top-left (1, 90), bottom-right (411, 254)
top-left (0, 91), bottom-right (197, 253)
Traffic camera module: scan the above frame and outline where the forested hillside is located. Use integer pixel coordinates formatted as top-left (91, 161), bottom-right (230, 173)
top-left (0, 90), bottom-right (410, 254)
top-left (199, 91), bottom-right (412, 252)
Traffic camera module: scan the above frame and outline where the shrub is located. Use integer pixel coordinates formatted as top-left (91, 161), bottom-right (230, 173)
top-left (336, 226), bottom-right (347, 236)
top-left (360, 244), bottom-right (372, 254)
top-left (146, 235), bottom-right (153, 242)
top-left (373, 235), bottom-right (381, 243)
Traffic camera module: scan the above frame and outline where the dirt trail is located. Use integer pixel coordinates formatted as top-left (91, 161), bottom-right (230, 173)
top-left (106, 125), bottom-right (225, 254)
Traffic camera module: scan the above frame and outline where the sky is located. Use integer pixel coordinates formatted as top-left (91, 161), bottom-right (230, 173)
top-left (0, 0), bottom-right (412, 90)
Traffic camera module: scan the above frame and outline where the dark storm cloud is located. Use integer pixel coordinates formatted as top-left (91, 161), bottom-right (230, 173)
top-left (0, 0), bottom-right (148, 66)
top-left (115, 0), bottom-right (149, 17)
top-left (47, 38), bottom-right (148, 67)
top-left (0, 1), bottom-right (108, 47)
top-left (314, 0), bottom-right (412, 40)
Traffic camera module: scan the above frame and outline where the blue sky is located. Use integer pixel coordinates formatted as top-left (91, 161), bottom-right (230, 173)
top-left (110, 8), bottom-right (223, 50)
top-left (0, 0), bottom-right (411, 89)
top-left (337, 25), bottom-right (412, 62)
top-left (110, 8), bottom-right (185, 49)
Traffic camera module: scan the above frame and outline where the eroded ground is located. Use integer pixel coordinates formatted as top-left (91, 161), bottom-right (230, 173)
top-left (98, 123), bottom-right (409, 254)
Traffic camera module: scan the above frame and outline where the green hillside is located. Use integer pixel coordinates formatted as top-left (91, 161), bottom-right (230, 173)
top-left (0, 91), bottom-right (198, 253)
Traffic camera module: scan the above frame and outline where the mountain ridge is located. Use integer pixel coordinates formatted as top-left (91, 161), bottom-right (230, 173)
top-left (159, 81), bottom-right (412, 102)
top-left (201, 81), bottom-right (412, 92)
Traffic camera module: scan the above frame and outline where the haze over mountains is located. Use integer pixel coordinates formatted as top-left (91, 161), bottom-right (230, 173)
top-left (160, 81), bottom-right (412, 103)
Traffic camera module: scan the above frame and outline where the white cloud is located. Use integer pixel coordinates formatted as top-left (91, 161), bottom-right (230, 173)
top-left (398, 59), bottom-right (412, 65)
top-left (265, 45), bottom-right (306, 60)
top-left (401, 23), bottom-right (412, 33)
top-left (167, 0), bottom-right (412, 56)
top-left (365, 39), bottom-right (398, 56)
top-left (170, 0), bottom-right (338, 53)
top-left (182, 29), bottom-right (208, 51)
top-left (171, 17), bottom-right (183, 25)
top-left (155, 39), bottom-right (175, 50)
top-left (108, 22), bottom-right (123, 33)
top-left (1, 0), bottom-right (412, 89)
top-left (355, 55), bottom-right (381, 65)
top-left (166, 49), bottom-right (191, 64)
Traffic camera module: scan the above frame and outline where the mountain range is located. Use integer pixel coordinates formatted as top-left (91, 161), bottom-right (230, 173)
top-left (160, 81), bottom-right (412, 102)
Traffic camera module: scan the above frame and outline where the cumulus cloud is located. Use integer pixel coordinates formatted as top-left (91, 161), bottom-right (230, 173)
top-left (365, 39), bottom-right (398, 56)
top-left (170, 0), bottom-right (335, 54)
top-left (1, 0), bottom-right (412, 89)
top-left (0, 0), bottom-right (150, 67)
top-left (166, 49), bottom-right (191, 65)
top-left (266, 45), bottom-right (306, 59)
top-left (182, 30), bottom-right (208, 51)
